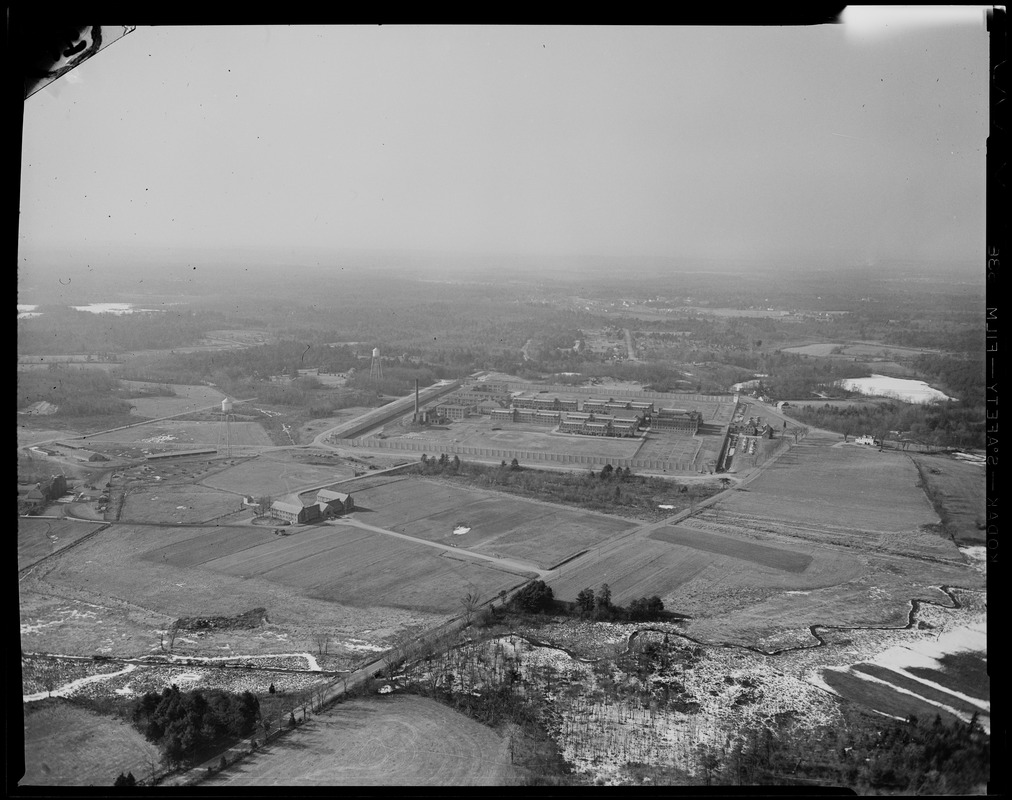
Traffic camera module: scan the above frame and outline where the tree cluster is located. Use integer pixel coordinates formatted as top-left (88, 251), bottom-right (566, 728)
top-left (413, 457), bottom-right (709, 519)
top-left (129, 685), bottom-right (260, 766)
top-left (508, 580), bottom-right (555, 612)
top-left (789, 400), bottom-right (984, 449)
top-left (575, 584), bottom-right (664, 621)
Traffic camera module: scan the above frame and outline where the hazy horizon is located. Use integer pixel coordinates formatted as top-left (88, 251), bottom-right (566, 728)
top-left (19, 14), bottom-right (989, 291)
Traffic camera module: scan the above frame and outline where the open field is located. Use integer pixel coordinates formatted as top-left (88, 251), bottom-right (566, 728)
top-left (18, 518), bottom-right (105, 570)
top-left (121, 485), bottom-right (242, 524)
top-left (21, 702), bottom-right (158, 787)
top-left (381, 421), bottom-right (646, 459)
top-left (821, 668), bottom-right (969, 727)
top-left (143, 523), bottom-right (527, 611)
top-left (549, 538), bottom-right (718, 604)
top-left (203, 695), bottom-right (517, 786)
top-left (907, 650), bottom-right (989, 702)
top-left (17, 361), bottom-right (122, 372)
top-left (200, 452), bottom-right (357, 497)
top-left (337, 475), bottom-right (636, 568)
top-left (20, 518), bottom-right (521, 660)
top-left (649, 525), bottom-right (813, 573)
top-left (87, 419), bottom-right (273, 447)
top-left (909, 452), bottom-right (986, 546)
top-left (647, 435), bottom-right (981, 645)
top-left (294, 406), bottom-right (372, 442)
top-left (19, 526), bottom-right (452, 665)
top-left (782, 342), bottom-right (942, 359)
top-left (780, 397), bottom-right (897, 410)
top-left (717, 435), bottom-right (939, 533)
top-left (120, 381), bottom-right (225, 418)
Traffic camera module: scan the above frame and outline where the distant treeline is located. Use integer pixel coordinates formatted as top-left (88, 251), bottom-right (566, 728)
top-left (17, 367), bottom-right (133, 416)
top-left (912, 353), bottom-right (986, 403)
top-left (17, 307), bottom-right (222, 355)
top-left (119, 340), bottom-right (459, 401)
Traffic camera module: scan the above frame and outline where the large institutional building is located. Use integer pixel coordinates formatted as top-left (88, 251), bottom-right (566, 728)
top-left (421, 381), bottom-right (702, 440)
top-left (269, 489), bottom-right (355, 524)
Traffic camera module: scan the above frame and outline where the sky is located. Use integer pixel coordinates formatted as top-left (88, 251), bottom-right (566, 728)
top-left (18, 11), bottom-right (990, 278)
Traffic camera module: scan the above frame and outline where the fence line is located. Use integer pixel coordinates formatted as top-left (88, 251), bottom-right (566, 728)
top-left (334, 437), bottom-right (698, 471)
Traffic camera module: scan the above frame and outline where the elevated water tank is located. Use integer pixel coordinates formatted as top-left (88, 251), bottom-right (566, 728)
top-left (221, 398), bottom-right (233, 413)
top-left (372, 348), bottom-right (381, 358)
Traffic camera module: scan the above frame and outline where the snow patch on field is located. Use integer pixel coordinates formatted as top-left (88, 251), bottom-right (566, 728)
top-left (24, 664), bottom-right (137, 702)
top-left (341, 639), bottom-right (386, 652)
top-left (960, 546), bottom-right (985, 575)
top-left (869, 620), bottom-right (986, 674)
top-left (21, 607), bottom-right (100, 635)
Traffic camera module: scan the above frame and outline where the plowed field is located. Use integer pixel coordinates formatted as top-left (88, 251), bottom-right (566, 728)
top-left (140, 524), bottom-right (524, 612)
top-left (345, 476), bottom-right (635, 568)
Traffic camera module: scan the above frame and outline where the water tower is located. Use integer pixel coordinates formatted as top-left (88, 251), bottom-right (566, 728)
top-left (217, 397), bottom-right (235, 457)
top-left (370, 347), bottom-right (383, 381)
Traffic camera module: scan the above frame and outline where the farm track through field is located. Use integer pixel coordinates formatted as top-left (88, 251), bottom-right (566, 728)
top-left (18, 522), bottom-right (112, 579)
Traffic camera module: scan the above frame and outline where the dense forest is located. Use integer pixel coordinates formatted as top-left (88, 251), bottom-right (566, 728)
top-left (789, 400), bottom-right (985, 448)
top-left (712, 708), bottom-right (989, 792)
top-left (16, 307), bottom-right (223, 355)
top-left (16, 367), bottom-right (133, 416)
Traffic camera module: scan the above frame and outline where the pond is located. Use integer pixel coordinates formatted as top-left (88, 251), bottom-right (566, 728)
top-left (836, 374), bottom-right (954, 404)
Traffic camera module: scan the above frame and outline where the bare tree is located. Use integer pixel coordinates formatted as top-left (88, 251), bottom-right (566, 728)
top-left (141, 744), bottom-right (163, 786)
top-left (460, 591), bottom-right (481, 626)
top-left (161, 621), bottom-right (180, 653)
top-left (312, 632), bottom-right (330, 657)
top-left (297, 690), bottom-right (311, 722)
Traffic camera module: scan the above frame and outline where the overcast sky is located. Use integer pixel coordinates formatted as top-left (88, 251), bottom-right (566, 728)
top-left (18, 12), bottom-right (989, 277)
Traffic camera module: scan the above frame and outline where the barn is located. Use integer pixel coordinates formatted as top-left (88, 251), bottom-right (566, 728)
top-left (270, 494), bottom-right (321, 524)
top-left (316, 489), bottom-right (355, 515)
